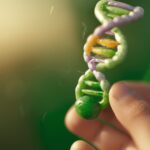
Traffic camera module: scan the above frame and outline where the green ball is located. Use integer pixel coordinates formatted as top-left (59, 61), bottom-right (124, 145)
top-left (75, 96), bottom-right (101, 119)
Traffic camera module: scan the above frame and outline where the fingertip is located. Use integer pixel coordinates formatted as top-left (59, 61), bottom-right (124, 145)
top-left (109, 81), bottom-right (128, 104)
top-left (70, 141), bottom-right (95, 150)
top-left (65, 107), bottom-right (77, 133)
top-left (109, 82), bottom-right (150, 137)
top-left (65, 106), bottom-right (102, 140)
top-left (109, 81), bottom-right (150, 102)
top-left (65, 106), bottom-right (86, 134)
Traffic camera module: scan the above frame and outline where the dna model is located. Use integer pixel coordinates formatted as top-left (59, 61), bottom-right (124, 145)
top-left (75, 0), bottom-right (144, 119)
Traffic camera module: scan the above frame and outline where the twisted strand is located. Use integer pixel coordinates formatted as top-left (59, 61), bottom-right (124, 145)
top-left (75, 0), bottom-right (144, 119)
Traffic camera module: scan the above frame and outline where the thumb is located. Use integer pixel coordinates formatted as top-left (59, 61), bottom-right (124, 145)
top-left (109, 82), bottom-right (150, 150)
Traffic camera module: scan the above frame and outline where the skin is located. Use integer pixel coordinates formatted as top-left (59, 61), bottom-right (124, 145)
top-left (65, 81), bottom-right (150, 150)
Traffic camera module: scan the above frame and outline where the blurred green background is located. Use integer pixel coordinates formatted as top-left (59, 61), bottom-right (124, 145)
top-left (0, 0), bottom-right (150, 149)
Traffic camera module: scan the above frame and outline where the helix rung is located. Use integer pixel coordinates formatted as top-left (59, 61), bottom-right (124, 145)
top-left (84, 80), bottom-right (101, 89)
top-left (92, 47), bottom-right (116, 58)
top-left (106, 6), bottom-right (129, 16)
top-left (82, 89), bottom-right (103, 97)
top-left (107, 13), bottom-right (118, 18)
top-left (97, 38), bottom-right (119, 49)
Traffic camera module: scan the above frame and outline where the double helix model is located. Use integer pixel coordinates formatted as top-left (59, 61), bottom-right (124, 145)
top-left (75, 0), bottom-right (144, 119)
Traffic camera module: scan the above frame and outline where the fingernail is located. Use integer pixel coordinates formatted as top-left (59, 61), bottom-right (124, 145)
top-left (110, 82), bottom-right (135, 100)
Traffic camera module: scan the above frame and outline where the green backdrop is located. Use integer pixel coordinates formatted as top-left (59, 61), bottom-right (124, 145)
top-left (0, 0), bottom-right (150, 150)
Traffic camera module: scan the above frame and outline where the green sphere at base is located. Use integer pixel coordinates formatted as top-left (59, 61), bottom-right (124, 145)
top-left (75, 96), bottom-right (101, 119)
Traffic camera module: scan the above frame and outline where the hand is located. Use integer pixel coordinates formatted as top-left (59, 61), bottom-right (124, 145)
top-left (65, 82), bottom-right (150, 150)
